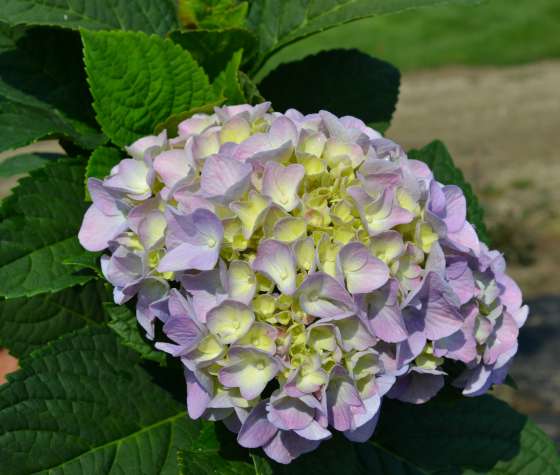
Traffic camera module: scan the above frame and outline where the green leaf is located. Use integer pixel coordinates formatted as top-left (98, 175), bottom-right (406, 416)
top-left (0, 28), bottom-right (97, 124)
top-left (178, 0), bottom-right (248, 29)
top-left (178, 423), bottom-right (256, 475)
top-left (0, 0), bottom-right (179, 35)
top-left (259, 49), bottom-right (399, 131)
top-left (247, 0), bottom-right (479, 71)
top-left (154, 99), bottom-right (225, 138)
top-left (0, 281), bottom-right (107, 359)
top-left (0, 159), bottom-right (93, 298)
top-left (0, 152), bottom-right (60, 177)
top-left (83, 30), bottom-right (218, 147)
top-left (105, 302), bottom-right (166, 364)
top-left (371, 395), bottom-right (560, 474)
top-left (236, 394), bottom-right (560, 474)
top-left (239, 72), bottom-right (267, 105)
top-left (0, 100), bottom-right (104, 153)
top-left (170, 28), bottom-right (258, 80)
top-left (0, 327), bottom-right (200, 475)
top-left (408, 140), bottom-right (490, 244)
top-left (0, 22), bottom-right (25, 52)
top-left (213, 50), bottom-right (246, 105)
top-left (63, 249), bottom-right (102, 276)
top-left (84, 145), bottom-right (123, 200)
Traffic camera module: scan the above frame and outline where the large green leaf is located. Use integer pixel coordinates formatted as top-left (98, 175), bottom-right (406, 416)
top-left (371, 395), bottom-right (560, 474)
top-left (178, 0), bottom-right (248, 29)
top-left (247, 0), bottom-right (479, 71)
top-left (82, 30), bottom-right (218, 147)
top-left (178, 423), bottom-right (256, 475)
top-left (258, 49), bottom-right (400, 132)
top-left (0, 0), bottom-right (178, 35)
top-left (0, 327), bottom-right (200, 475)
top-left (105, 303), bottom-right (166, 364)
top-left (408, 140), bottom-right (490, 244)
top-left (0, 152), bottom-right (60, 177)
top-left (234, 394), bottom-right (559, 474)
top-left (213, 50), bottom-right (246, 105)
top-left (0, 159), bottom-right (93, 298)
top-left (0, 28), bottom-right (104, 151)
top-left (0, 100), bottom-right (104, 153)
top-left (0, 281), bottom-right (107, 359)
top-left (170, 28), bottom-right (258, 80)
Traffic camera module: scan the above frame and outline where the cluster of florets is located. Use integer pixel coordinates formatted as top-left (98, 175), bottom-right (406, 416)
top-left (79, 103), bottom-right (528, 464)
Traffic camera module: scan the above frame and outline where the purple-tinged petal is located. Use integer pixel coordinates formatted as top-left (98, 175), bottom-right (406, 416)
top-left (297, 272), bottom-right (355, 319)
top-left (344, 408), bottom-right (380, 443)
top-left (360, 279), bottom-right (407, 343)
top-left (153, 149), bottom-right (195, 189)
top-left (263, 431), bottom-right (321, 465)
top-left (126, 130), bottom-right (166, 159)
top-left (388, 368), bottom-right (445, 404)
top-left (185, 369), bottom-right (213, 419)
top-left (262, 161), bottom-right (305, 212)
top-left (104, 158), bottom-right (152, 199)
top-left (178, 114), bottom-right (217, 136)
top-left (238, 401), bottom-right (278, 449)
top-left (253, 239), bottom-right (297, 295)
top-left (446, 222), bottom-right (481, 256)
top-left (206, 300), bottom-right (254, 345)
top-left (483, 313), bottom-right (519, 365)
top-left (331, 316), bottom-right (376, 352)
top-left (219, 348), bottom-right (280, 400)
top-left (268, 396), bottom-right (314, 431)
top-left (78, 204), bottom-right (128, 252)
top-left (403, 272), bottom-right (464, 340)
top-left (337, 242), bottom-right (389, 294)
top-left (326, 366), bottom-right (364, 432)
top-left (199, 154), bottom-right (252, 203)
top-left (158, 208), bottom-right (223, 272)
top-left (136, 277), bottom-right (169, 339)
top-left (226, 260), bottom-right (256, 304)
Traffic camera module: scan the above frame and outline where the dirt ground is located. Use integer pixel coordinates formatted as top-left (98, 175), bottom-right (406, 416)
top-left (1, 60), bottom-right (559, 437)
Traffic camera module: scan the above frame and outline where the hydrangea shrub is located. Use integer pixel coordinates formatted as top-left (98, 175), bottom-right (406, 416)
top-left (80, 104), bottom-right (527, 463)
top-left (0, 0), bottom-right (558, 474)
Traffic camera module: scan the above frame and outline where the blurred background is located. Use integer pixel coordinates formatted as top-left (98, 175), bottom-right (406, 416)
top-left (1, 0), bottom-right (559, 442)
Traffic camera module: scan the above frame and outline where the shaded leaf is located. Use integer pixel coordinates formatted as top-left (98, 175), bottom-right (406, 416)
top-left (0, 159), bottom-right (93, 298)
top-left (178, 0), bottom-right (248, 29)
top-left (0, 100), bottom-right (104, 153)
top-left (0, 28), bottom-right (97, 127)
top-left (408, 140), bottom-right (490, 244)
top-left (0, 327), bottom-right (200, 475)
top-left (105, 303), bottom-right (166, 364)
top-left (213, 50), bottom-right (246, 105)
top-left (239, 72), bottom-right (266, 105)
top-left (170, 28), bottom-right (258, 80)
top-left (178, 423), bottom-right (256, 475)
top-left (0, 153), bottom-right (60, 177)
top-left (0, 281), bottom-right (107, 359)
top-left (0, 0), bottom-right (179, 35)
top-left (372, 395), bottom-right (560, 474)
top-left (83, 30), bottom-right (217, 147)
top-left (259, 49), bottom-right (399, 131)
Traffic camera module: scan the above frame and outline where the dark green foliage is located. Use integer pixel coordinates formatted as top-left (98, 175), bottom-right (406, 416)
top-left (259, 49), bottom-right (400, 132)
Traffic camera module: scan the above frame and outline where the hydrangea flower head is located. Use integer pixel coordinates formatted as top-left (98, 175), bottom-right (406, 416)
top-left (79, 103), bottom-right (528, 464)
